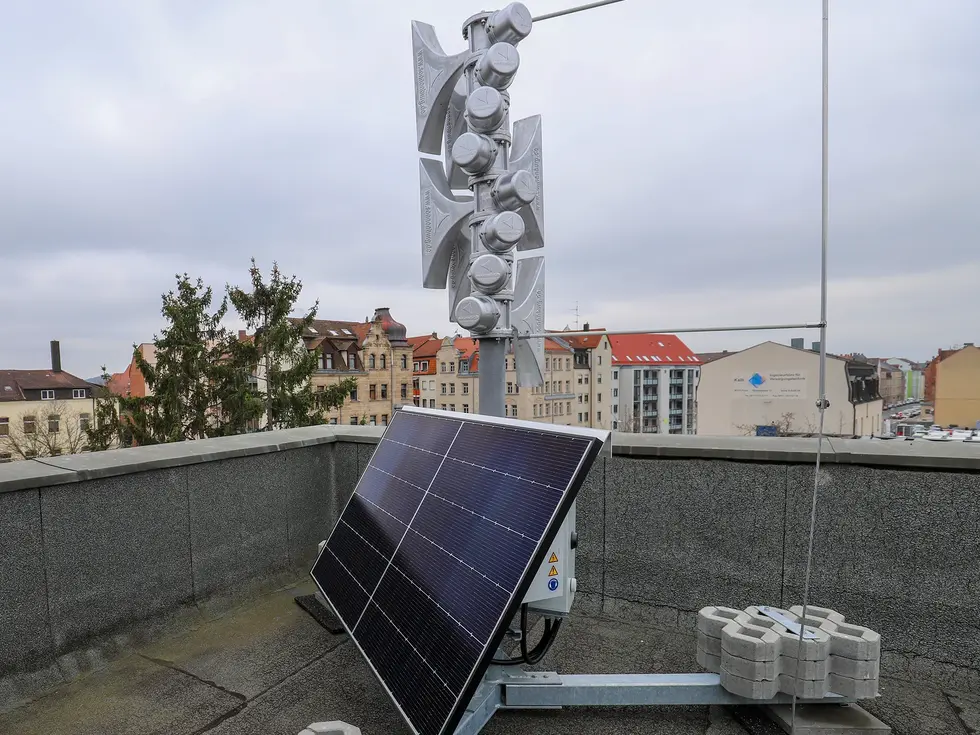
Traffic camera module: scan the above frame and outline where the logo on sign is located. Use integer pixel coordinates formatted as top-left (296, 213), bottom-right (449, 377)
top-left (748, 373), bottom-right (766, 388)
top-left (548, 578), bottom-right (559, 592)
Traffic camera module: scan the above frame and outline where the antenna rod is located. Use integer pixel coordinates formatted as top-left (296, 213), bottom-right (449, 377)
top-left (517, 321), bottom-right (825, 340)
top-left (532, 0), bottom-right (627, 23)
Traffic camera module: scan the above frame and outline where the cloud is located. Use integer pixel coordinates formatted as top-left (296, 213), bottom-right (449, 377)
top-left (1, 0), bottom-right (977, 378)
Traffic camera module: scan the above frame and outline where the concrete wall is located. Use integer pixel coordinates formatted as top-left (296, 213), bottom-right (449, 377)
top-left (2, 425), bottom-right (978, 709)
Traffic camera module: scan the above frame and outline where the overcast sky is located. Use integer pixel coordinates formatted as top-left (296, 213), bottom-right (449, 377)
top-left (1, 0), bottom-right (977, 378)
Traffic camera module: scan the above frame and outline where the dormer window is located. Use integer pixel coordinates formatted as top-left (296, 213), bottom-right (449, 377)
top-left (41, 390), bottom-right (55, 400)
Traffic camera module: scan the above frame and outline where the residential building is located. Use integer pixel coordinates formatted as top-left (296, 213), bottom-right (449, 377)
top-left (295, 307), bottom-right (413, 427)
top-left (407, 333), bottom-right (441, 407)
top-left (874, 360), bottom-right (906, 407)
top-left (925, 346), bottom-right (963, 404)
top-left (883, 358), bottom-right (925, 402)
top-left (559, 324), bottom-right (613, 431)
top-left (0, 341), bottom-right (99, 462)
top-left (107, 343), bottom-right (156, 397)
top-left (697, 341), bottom-right (883, 437)
top-left (610, 334), bottom-right (701, 434)
top-left (409, 332), bottom-right (606, 427)
top-left (933, 344), bottom-right (980, 429)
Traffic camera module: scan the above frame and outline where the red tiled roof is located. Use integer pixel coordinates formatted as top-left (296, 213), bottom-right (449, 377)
top-left (544, 337), bottom-right (572, 353)
top-left (0, 370), bottom-right (96, 401)
top-left (409, 334), bottom-right (443, 359)
top-left (609, 334), bottom-right (699, 366)
top-left (550, 328), bottom-right (607, 349)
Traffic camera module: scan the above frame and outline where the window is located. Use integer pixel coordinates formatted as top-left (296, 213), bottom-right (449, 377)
top-left (401, 354), bottom-right (408, 369)
top-left (23, 416), bottom-right (36, 434)
top-left (545, 358), bottom-right (550, 370)
top-left (421, 361), bottom-right (429, 372)
top-left (72, 388), bottom-right (87, 399)
top-left (598, 393), bottom-right (602, 403)
top-left (380, 354), bottom-right (386, 369)
top-left (369, 384), bottom-right (377, 400)
top-left (441, 404), bottom-right (447, 411)
top-left (369, 415), bottom-right (377, 426)
top-left (413, 361), bottom-right (419, 371)
top-left (578, 395), bottom-right (583, 404)
top-left (440, 362), bottom-right (446, 373)
top-left (0, 417), bottom-right (7, 436)
top-left (41, 390), bottom-right (55, 400)
top-left (546, 404), bottom-right (551, 416)
top-left (566, 358), bottom-right (571, 370)
top-left (322, 353), bottom-right (333, 370)
top-left (507, 382), bottom-right (513, 394)
top-left (613, 370), bottom-right (619, 379)
top-left (584, 375), bottom-right (589, 384)
top-left (329, 418), bottom-right (338, 425)
top-left (350, 385), bottom-right (358, 401)
top-left (598, 356), bottom-right (602, 366)
top-left (449, 362), bottom-right (455, 373)
top-left (369, 354), bottom-right (376, 369)
top-left (0, 453), bottom-right (11, 463)
top-left (449, 384), bottom-right (455, 395)
top-left (578, 376), bottom-right (583, 384)
top-left (533, 405), bottom-right (538, 417)
top-left (613, 388), bottom-right (619, 398)
top-left (566, 402), bottom-right (571, 414)
top-left (597, 411), bottom-right (602, 422)
top-left (462, 404), bottom-right (469, 413)
top-left (441, 383), bottom-right (447, 394)
top-left (449, 404), bottom-right (456, 412)
top-left (350, 417), bottom-right (358, 425)
top-left (79, 413), bottom-right (91, 431)
top-left (597, 374), bottom-right (602, 384)
top-left (51, 448), bottom-right (62, 456)
top-left (348, 350), bottom-right (357, 369)
top-left (381, 414), bottom-right (388, 425)
top-left (462, 383), bottom-right (469, 395)
top-left (381, 384), bottom-right (388, 400)
top-left (578, 413), bottom-right (583, 422)
top-left (460, 360), bottom-right (469, 373)
top-left (401, 383), bottom-right (408, 399)
top-left (24, 450), bottom-right (37, 459)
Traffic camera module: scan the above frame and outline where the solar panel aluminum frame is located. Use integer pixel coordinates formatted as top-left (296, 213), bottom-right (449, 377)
top-left (310, 406), bottom-right (609, 735)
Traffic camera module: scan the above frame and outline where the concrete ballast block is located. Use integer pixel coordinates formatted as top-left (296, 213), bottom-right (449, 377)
top-left (300, 722), bottom-right (363, 735)
top-left (697, 606), bottom-right (750, 638)
top-left (721, 621), bottom-right (780, 662)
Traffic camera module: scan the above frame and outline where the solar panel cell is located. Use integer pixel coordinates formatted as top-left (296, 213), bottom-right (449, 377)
top-left (311, 408), bottom-right (606, 735)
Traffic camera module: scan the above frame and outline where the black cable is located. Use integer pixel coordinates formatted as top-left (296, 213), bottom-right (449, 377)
top-left (490, 604), bottom-right (566, 666)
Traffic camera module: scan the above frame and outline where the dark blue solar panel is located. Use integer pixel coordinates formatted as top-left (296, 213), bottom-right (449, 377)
top-left (310, 408), bottom-right (603, 735)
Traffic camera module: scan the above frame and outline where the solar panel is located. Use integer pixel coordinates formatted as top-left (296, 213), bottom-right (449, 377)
top-left (310, 406), bottom-right (606, 735)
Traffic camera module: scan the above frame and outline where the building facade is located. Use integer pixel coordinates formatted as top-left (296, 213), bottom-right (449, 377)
top-left (875, 360), bottom-right (906, 407)
top-left (934, 344), bottom-right (980, 429)
top-left (0, 342), bottom-right (98, 462)
top-left (610, 334), bottom-right (700, 434)
top-left (696, 341), bottom-right (883, 437)
top-left (409, 332), bottom-right (614, 429)
top-left (884, 358), bottom-right (925, 402)
top-left (297, 308), bottom-right (413, 427)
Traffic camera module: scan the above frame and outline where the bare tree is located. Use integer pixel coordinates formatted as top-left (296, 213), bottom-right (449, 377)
top-left (615, 407), bottom-right (642, 433)
top-left (0, 401), bottom-right (90, 460)
top-left (735, 411), bottom-right (797, 437)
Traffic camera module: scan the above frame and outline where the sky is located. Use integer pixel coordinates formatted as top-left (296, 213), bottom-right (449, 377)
top-left (1, 0), bottom-right (977, 379)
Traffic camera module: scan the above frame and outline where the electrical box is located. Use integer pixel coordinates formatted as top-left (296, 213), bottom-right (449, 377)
top-left (523, 501), bottom-right (576, 615)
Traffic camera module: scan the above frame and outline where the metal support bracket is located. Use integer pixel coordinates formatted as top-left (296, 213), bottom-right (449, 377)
top-left (453, 668), bottom-right (855, 735)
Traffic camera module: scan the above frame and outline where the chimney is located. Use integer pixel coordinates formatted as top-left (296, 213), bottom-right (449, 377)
top-left (50, 340), bottom-right (62, 372)
top-left (583, 322), bottom-right (590, 331)
top-left (790, 338), bottom-right (804, 349)
top-left (238, 330), bottom-right (247, 340)
top-left (431, 331), bottom-right (438, 338)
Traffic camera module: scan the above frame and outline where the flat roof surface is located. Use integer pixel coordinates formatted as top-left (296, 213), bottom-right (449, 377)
top-left (0, 582), bottom-right (787, 735)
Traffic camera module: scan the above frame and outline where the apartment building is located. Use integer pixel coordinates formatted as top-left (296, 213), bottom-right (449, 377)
top-left (409, 333), bottom-right (608, 427)
top-left (610, 334), bottom-right (700, 434)
top-left (558, 325), bottom-right (613, 431)
top-left (933, 343), bottom-right (980, 428)
top-left (874, 360), bottom-right (906, 407)
top-left (295, 307), bottom-right (413, 426)
top-left (884, 358), bottom-right (925, 402)
top-left (0, 341), bottom-right (98, 462)
top-left (697, 341), bottom-right (883, 437)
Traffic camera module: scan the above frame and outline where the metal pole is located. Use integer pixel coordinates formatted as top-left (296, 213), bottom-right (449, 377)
top-left (517, 321), bottom-right (825, 340)
top-left (532, 0), bottom-right (627, 22)
top-left (478, 337), bottom-right (507, 417)
top-left (791, 2), bottom-right (830, 733)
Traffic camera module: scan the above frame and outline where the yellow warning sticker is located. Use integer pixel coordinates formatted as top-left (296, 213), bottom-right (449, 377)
top-left (548, 566), bottom-right (559, 577)
top-left (548, 553), bottom-right (559, 564)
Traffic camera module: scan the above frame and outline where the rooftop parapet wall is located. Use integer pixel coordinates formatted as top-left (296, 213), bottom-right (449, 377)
top-left (1, 428), bottom-right (978, 710)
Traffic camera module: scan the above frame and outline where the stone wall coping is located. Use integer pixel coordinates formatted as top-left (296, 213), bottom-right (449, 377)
top-left (2, 426), bottom-right (978, 493)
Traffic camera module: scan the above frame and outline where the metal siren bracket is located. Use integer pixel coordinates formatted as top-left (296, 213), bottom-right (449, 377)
top-left (413, 3), bottom-right (546, 414)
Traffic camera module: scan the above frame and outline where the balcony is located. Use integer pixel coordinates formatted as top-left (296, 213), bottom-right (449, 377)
top-left (670, 378), bottom-right (684, 385)
top-left (0, 430), bottom-right (976, 734)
